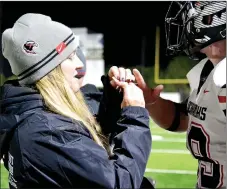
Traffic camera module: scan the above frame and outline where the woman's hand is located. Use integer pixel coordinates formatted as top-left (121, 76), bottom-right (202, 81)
top-left (108, 66), bottom-right (135, 88)
top-left (112, 77), bottom-right (145, 108)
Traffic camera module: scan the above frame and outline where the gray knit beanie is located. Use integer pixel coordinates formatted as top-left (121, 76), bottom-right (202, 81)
top-left (2, 13), bottom-right (80, 85)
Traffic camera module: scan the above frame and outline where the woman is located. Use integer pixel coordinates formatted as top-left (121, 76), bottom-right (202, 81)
top-left (0, 13), bottom-right (151, 188)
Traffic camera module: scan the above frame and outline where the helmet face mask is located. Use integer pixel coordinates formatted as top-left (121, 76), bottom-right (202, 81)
top-left (165, 1), bottom-right (226, 60)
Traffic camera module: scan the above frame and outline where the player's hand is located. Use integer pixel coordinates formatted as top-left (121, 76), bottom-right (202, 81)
top-left (108, 66), bottom-right (135, 88)
top-left (112, 77), bottom-right (145, 108)
top-left (133, 68), bottom-right (164, 105)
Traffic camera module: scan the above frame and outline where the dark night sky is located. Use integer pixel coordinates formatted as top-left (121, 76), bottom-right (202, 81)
top-left (1, 1), bottom-right (171, 77)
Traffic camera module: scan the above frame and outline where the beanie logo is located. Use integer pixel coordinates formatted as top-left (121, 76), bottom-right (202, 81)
top-left (56, 42), bottom-right (66, 54)
top-left (23, 41), bottom-right (38, 54)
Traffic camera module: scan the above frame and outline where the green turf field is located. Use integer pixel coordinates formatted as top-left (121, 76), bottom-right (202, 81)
top-left (145, 120), bottom-right (198, 188)
top-left (0, 120), bottom-right (198, 188)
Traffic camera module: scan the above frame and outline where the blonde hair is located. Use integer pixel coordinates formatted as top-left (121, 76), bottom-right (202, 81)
top-left (35, 65), bottom-right (110, 153)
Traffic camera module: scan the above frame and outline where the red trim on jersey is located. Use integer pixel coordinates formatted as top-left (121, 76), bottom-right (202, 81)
top-left (217, 165), bottom-right (224, 188)
top-left (191, 121), bottom-right (224, 188)
top-left (218, 96), bottom-right (226, 103)
top-left (191, 121), bottom-right (210, 158)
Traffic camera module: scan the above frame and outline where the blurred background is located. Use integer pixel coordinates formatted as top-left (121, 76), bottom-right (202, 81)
top-left (0, 1), bottom-right (200, 188)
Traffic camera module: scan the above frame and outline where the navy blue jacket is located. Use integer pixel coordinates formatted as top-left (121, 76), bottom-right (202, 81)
top-left (0, 79), bottom-right (151, 188)
top-left (80, 83), bottom-right (156, 188)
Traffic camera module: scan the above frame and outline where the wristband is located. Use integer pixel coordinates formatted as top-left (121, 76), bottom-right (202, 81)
top-left (166, 102), bottom-right (181, 132)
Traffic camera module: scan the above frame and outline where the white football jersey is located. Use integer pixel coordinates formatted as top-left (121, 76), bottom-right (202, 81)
top-left (186, 57), bottom-right (226, 189)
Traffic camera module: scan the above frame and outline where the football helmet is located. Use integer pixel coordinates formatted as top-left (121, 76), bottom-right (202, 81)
top-left (165, 1), bottom-right (226, 59)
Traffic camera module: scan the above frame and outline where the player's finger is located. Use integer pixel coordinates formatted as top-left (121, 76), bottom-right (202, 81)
top-left (153, 85), bottom-right (164, 96)
top-left (112, 77), bottom-right (128, 89)
top-left (133, 68), bottom-right (147, 89)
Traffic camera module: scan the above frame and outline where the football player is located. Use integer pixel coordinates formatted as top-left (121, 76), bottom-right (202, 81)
top-left (133, 1), bottom-right (226, 188)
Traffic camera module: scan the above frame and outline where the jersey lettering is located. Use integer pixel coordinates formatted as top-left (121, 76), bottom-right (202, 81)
top-left (187, 101), bottom-right (207, 120)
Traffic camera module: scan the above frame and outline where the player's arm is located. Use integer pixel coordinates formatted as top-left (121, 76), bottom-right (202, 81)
top-left (213, 58), bottom-right (226, 117)
top-left (218, 84), bottom-right (226, 117)
top-left (133, 68), bottom-right (189, 132)
top-left (146, 97), bottom-right (189, 132)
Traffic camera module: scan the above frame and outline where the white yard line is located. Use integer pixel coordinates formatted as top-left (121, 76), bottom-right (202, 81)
top-left (1, 161), bottom-right (196, 175)
top-left (152, 131), bottom-right (186, 136)
top-left (152, 135), bottom-right (186, 143)
top-left (145, 168), bottom-right (197, 175)
top-left (155, 139), bottom-right (186, 142)
top-left (151, 149), bottom-right (190, 154)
